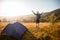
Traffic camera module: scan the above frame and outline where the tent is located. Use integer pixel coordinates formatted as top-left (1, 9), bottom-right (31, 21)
top-left (1, 22), bottom-right (26, 38)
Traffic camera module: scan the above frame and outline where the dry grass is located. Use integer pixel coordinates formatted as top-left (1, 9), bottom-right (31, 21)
top-left (0, 22), bottom-right (60, 40)
top-left (21, 22), bottom-right (60, 40)
top-left (0, 22), bottom-right (8, 33)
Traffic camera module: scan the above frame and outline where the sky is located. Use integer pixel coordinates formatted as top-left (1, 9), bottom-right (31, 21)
top-left (0, 0), bottom-right (60, 16)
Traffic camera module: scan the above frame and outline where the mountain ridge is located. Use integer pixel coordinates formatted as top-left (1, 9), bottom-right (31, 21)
top-left (0, 8), bottom-right (60, 22)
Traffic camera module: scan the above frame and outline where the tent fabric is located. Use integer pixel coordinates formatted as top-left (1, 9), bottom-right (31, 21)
top-left (1, 22), bottom-right (26, 38)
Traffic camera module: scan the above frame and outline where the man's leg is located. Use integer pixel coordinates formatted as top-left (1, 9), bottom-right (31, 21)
top-left (36, 23), bottom-right (38, 27)
top-left (36, 19), bottom-right (40, 29)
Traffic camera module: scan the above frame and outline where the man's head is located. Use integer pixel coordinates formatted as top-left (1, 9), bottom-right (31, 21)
top-left (37, 11), bottom-right (39, 14)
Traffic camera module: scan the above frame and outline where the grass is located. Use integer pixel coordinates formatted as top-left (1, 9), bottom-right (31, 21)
top-left (0, 22), bottom-right (60, 40)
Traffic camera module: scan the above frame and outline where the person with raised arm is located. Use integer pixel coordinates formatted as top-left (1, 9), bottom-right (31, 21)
top-left (32, 10), bottom-right (41, 28)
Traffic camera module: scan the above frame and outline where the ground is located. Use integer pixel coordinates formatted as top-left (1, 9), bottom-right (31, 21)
top-left (0, 22), bottom-right (60, 40)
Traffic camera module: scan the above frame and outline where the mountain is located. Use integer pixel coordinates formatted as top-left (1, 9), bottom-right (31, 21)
top-left (51, 8), bottom-right (60, 20)
top-left (21, 8), bottom-right (60, 22)
top-left (0, 8), bottom-right (60, 22)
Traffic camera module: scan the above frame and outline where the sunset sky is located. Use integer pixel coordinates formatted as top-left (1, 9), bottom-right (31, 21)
top-left (0, 0), bottom-right (60, 16)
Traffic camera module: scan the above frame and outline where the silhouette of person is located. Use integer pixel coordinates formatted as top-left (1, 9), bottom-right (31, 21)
top-left (32, 11), bottom-right (41, 27)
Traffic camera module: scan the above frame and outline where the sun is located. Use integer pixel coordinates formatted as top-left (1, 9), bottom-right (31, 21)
top-left (1, 1), bottom-right (31, 17)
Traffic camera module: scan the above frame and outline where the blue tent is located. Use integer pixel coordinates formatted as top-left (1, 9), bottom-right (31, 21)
top-left (1, 22), bottom-right (26, 38)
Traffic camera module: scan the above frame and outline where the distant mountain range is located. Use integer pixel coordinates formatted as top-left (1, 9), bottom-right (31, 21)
top-left (19, 8), bottom-right (60, 22)
top-left (0, 8), bottom-right (60, 22)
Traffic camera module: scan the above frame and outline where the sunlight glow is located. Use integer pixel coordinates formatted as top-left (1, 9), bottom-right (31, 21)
top-left (1, 1), bottom-right (31, 16)
top-left (1, 0), bottom-right (59, 17)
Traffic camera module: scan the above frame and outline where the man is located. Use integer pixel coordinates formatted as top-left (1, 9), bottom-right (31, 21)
top-left (32, 11), bottom-right (41, 27)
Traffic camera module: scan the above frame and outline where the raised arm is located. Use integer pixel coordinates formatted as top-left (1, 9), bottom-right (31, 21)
top-left (32, 11), bottom-right (36, 15)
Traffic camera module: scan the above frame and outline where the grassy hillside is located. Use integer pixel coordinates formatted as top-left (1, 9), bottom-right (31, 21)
top-left (0, 22), bottom-right (60, 40)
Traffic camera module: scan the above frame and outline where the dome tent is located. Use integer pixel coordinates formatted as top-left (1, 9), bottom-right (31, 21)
top-left (1, 22), bottom-right (26, 38)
